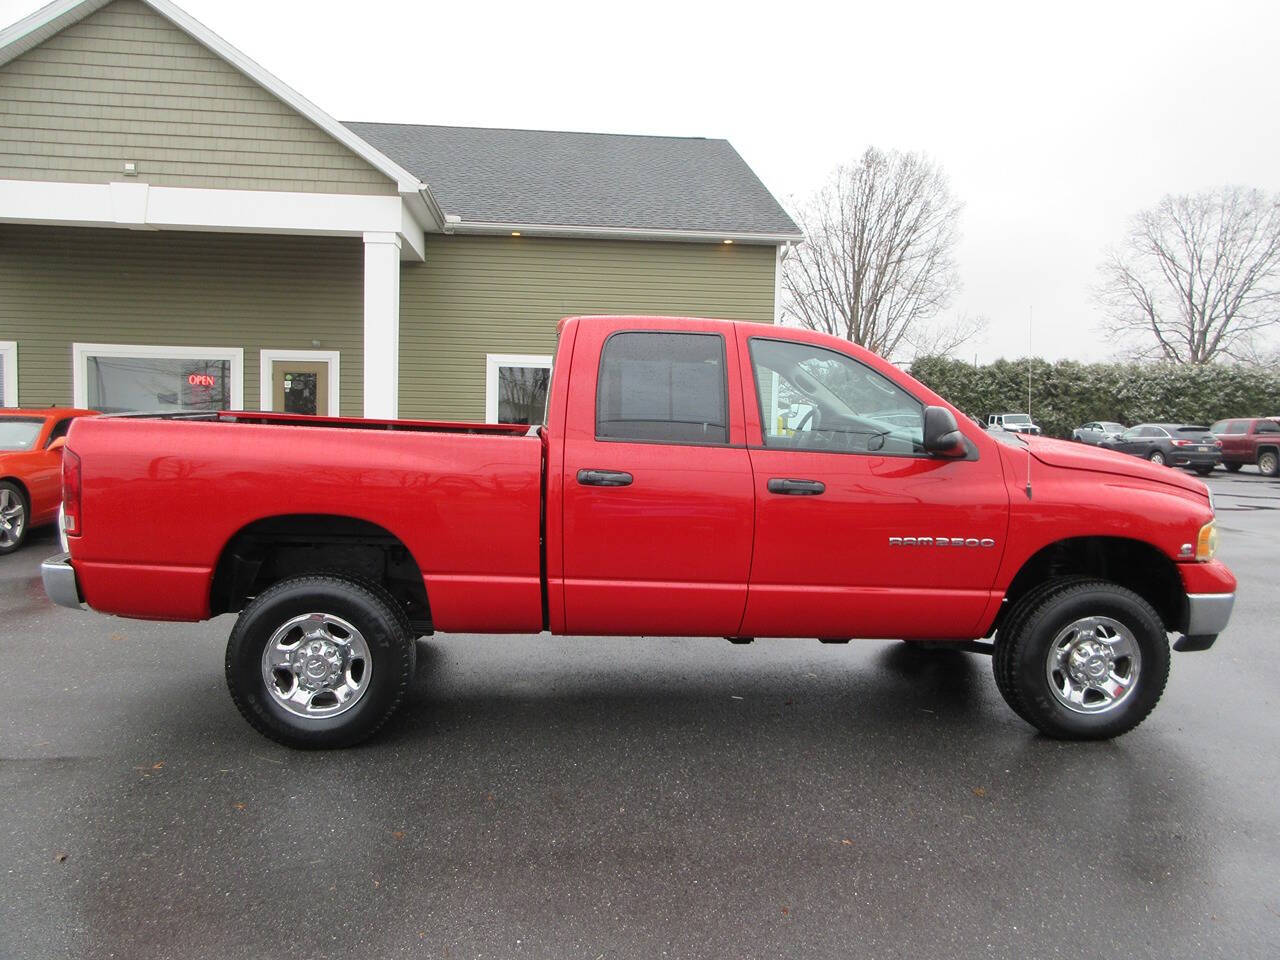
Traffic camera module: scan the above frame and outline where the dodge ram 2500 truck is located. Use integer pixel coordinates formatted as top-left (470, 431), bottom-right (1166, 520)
top-left (42, 316), bottom-right (1236, 748)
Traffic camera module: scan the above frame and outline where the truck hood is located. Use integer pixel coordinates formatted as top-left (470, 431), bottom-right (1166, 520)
top-left (1022, 436), bottom-right (1208, 498)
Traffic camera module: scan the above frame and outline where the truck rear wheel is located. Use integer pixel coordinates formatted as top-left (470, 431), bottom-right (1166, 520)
top-left (1224, 462), bottom-right (1242, 473)
top-left (993, 579), bottom-right (1169, 740)
top-left (225, 574), bottom-right (415, 749)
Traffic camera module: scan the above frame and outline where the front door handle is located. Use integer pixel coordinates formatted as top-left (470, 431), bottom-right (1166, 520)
top-left (767, 478), bottom-right (825, 496)
top-left (577, 468), bottom-right (633, 487)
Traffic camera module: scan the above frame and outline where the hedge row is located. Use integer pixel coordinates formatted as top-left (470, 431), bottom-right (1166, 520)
top-left (908, 356), bottom-right (1280, 439)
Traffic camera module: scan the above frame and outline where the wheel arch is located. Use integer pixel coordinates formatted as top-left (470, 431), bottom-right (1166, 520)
top-left (0, 476), bottom-right (30, 503)
top-left (993, 536), bottom-right (1184, 635)
top-left (209, 513), bottom-right (431, 633)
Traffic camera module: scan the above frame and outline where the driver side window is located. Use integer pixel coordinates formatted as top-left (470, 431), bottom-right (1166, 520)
top-left (749, 338), bottom-right (924, 454)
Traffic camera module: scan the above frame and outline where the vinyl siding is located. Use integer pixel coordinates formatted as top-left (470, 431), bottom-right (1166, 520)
top-left (399, 235), bottom-right (776, 421)
top-left (1, 226), bottom-right (777, 421)
top-left (0, 225), bottom-right (364, 414)
top-left (0, 0), bottom-right (396, 195)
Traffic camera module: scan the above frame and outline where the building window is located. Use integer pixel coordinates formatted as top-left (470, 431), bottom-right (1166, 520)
top-left (0, 341), bottom-right (15, 407)
top-left (73, 343), bottom-right (244, 413)
top-left (485, 353), bottom-right (552, 425)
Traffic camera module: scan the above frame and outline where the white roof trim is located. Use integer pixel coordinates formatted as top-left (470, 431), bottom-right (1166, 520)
top-left (450, 219), bottom-right (804, 245)
top-left (0, 0), bottom-right (436, 211)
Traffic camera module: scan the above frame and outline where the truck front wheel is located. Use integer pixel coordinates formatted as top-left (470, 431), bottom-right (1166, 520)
top-left (225, 575), bottom-right (416, 749)
top-left (993, 579), bottom-right (1170, 740)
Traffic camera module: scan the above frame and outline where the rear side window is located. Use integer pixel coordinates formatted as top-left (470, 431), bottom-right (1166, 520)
top-left (46, 417), bottom-right (74, 445)
top-left (596, 332), bottom-right (728, 444)
top-left (1224, 421), bottom-right (1248, 435)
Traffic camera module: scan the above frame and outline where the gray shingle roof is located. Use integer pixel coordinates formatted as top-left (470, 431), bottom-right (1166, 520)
top-left (343, 122), bottom-right (801, 239)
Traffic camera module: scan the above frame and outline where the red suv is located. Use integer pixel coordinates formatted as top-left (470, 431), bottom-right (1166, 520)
top-left (1210, 418), bottom-right (1280, 476)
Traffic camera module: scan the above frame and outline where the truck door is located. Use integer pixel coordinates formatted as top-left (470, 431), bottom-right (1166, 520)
top-left (736, 329), bottom-right (1009, 639)
top-left (559, 320), bottom-right (755, 636)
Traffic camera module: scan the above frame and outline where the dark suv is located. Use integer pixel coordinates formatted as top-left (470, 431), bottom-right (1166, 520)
top-left (1099, 423), bottom-right (1222, 475)
top-left (1209, 418), bottom-right (1280, 476)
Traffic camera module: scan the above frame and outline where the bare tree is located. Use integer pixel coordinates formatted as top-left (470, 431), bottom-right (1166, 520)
top-left (782, 147), bottom-right (967, 360)
top-left (1097, 187), bottom-right (1280, 363)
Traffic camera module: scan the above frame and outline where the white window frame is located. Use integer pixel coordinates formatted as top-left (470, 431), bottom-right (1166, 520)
top-left (485, 353), bottom-right (553, 424)
top-left (259, 349), bottom-right (342, 417)
top-left (0, 341), bottom-right (16, 407)
top-left (72, 342), bottom-right (244, 411)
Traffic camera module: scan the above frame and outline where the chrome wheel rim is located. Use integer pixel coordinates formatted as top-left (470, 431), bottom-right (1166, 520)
top-left (0, 489), bottom-right (24, 548)
top-left (1260, 452), bottom-right (1277, 475)
top-left (261, 612), bottom-right (371, 719)
top-left (1045, 616), bottom-right (1141, 715)
top-left (1150, 452), bottom-right (1165, 465)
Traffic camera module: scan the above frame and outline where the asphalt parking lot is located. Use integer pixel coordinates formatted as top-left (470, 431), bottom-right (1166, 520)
top-left (1, 470), bottom-right (1277, 960)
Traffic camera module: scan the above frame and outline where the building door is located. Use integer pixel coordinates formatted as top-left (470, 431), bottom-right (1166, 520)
top-left (262, 351), bottom-right (339, 417)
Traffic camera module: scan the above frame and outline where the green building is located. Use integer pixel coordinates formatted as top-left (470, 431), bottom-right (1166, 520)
top-left (0, 0), bottom-right (800, 422)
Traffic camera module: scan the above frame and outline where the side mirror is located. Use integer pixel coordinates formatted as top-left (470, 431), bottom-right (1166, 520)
top-left (923, 406), bottom-right (967, 457)
top-left (47, 436), bottom-right (67, 453)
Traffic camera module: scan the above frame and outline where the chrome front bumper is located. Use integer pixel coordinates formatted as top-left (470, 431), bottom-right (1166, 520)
top-left (41, 552), bottom-right (85, 610)
top-left (1174, 592), bottom-right (1235, 652)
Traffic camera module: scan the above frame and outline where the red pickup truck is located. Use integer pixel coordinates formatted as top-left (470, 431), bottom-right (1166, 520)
top-left (42, 316), bottom-right (1236, 748)
top-left (1210, 417), bottom-right (1280, 476)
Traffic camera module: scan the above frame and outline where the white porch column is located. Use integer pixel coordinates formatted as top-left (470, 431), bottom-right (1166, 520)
top-left (362, 231), bottom-right (401, 418)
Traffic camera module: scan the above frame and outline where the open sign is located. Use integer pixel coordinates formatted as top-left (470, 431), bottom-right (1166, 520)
top-left (188, 374), bottom-right (216, 387)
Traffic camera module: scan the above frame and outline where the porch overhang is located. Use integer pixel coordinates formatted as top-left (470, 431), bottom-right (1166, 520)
top-left (0, 178), bottom-right (425, 419)
top-left (0, 179), bottom-right (426, 261)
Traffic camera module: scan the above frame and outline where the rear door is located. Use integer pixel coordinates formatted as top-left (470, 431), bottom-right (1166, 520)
top-left (1113, 426), bottom-right (1154, 456)
top-left (559, 320), bottom-right (754, 636)
top-left (736, 329), bottom-right (1008, 639)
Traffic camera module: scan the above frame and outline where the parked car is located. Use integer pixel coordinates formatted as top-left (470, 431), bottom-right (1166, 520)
top-left (0, 407), bottom-right (98, 554)
top-left (1209, 417), bottom-right (1280, 476)
top-left (1072, 421), bottom-right (1126, 445)
top-left (987, 412), bottom-right (1042, 434)
top-left (1099, 424), bottom-right (1222, 474)
top-left (43, 316), bottom-right (1234, 747)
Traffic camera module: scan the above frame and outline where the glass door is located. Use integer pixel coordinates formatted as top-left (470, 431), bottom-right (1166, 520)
top-left (270, 359), bottom-right (330, 416)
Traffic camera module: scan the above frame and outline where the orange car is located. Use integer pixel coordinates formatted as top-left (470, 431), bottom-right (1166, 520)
top-left (0, 408), bottom-right (98, 554)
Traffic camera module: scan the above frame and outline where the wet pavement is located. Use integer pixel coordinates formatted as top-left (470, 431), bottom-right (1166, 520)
top-left (1, 471), bottom-right (1277, 959)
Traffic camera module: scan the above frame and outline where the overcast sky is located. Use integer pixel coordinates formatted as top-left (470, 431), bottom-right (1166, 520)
top-left (4, 0), bottom-right (1279, 361)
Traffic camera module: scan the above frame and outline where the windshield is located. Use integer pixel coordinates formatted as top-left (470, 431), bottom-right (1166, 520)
top-left (1002, 414), bottom-right (1032, 424)
top-left (0, 417), bottom-right (43, 451)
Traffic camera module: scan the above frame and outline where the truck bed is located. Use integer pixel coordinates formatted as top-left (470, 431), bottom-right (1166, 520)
top-left (65, 413), bottom-right (546, 632)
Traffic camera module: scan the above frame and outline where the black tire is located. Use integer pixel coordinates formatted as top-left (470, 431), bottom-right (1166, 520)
top-left (225, 574), bottom-right (415, 749)
top-left (1259, 450), bottom-right (1280, 478)
top-left (992, 576), bottom-right (1095, 724)
top-left (0, 481), bottom-right (29, 556)
top-left (1224, 462), bottom-right (1242, 473)
top-left (993, 579), bottom-right (1170, 740)
top-left (1147, 450), bottom-right (1166, 466)
top-left (1193, 465), bottom-right (1214, 476)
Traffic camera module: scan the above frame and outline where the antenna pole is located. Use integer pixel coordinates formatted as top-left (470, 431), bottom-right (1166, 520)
top-left (1027, 307), bottom-right (1033, 416)
top-left (1025, 306), bottom-right (1034, 499)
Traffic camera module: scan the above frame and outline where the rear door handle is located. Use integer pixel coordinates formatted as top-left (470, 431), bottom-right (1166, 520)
top-left (577, 469), bottom-right (633, 487)
top-left (767, 478), bottom-right (825, 496)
